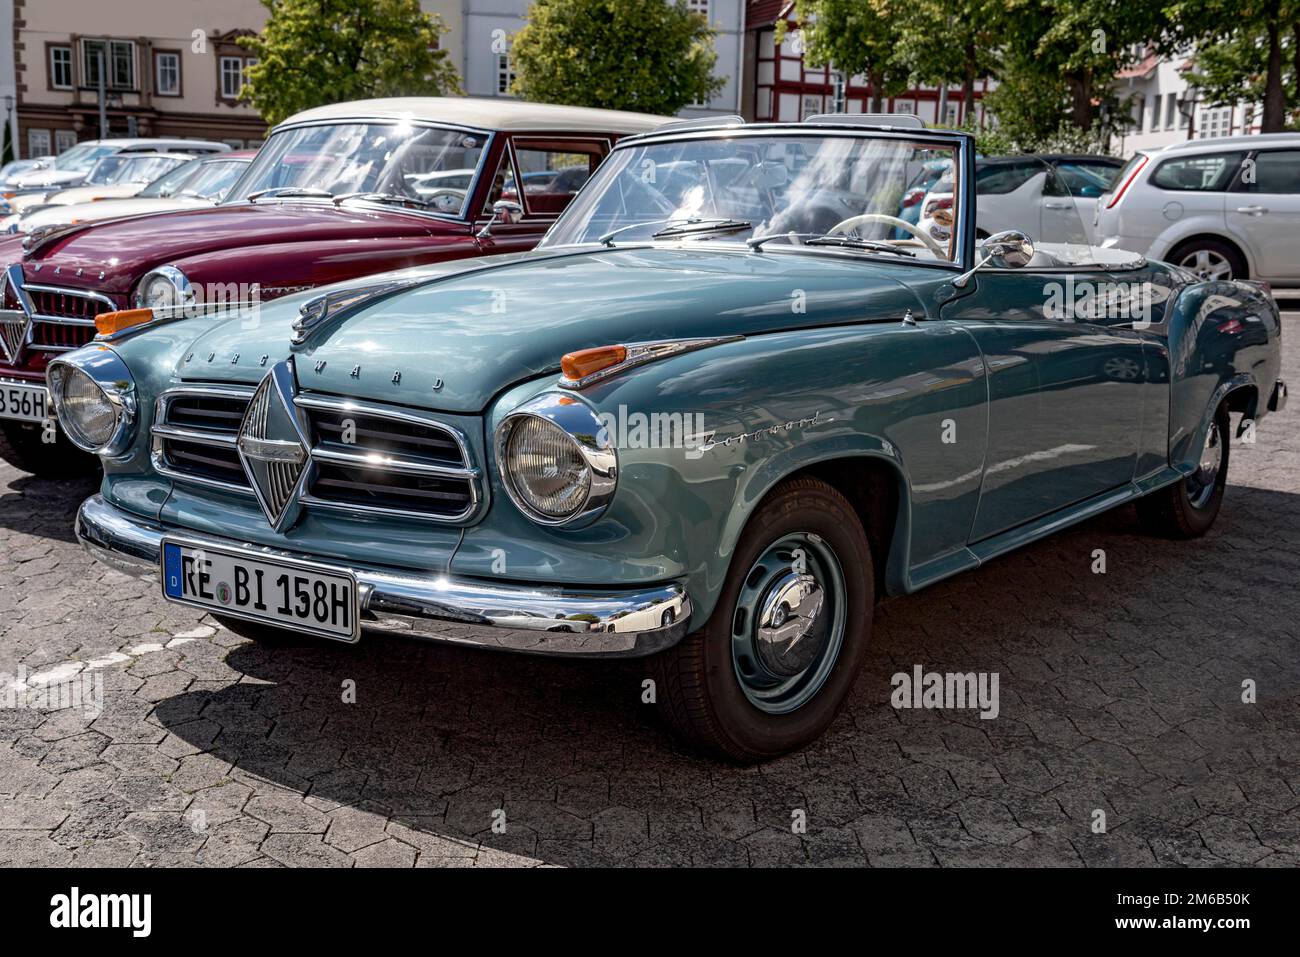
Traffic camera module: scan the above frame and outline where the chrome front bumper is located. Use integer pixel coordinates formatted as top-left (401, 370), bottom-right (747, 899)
top-left (77, 494), bottom-right (691, 657)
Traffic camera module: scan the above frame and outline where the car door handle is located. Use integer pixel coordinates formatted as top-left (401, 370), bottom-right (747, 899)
top-left (1236, 205), bottom-right (1269, 215)
top-left (1043, 201), bottom-right (1074, 209)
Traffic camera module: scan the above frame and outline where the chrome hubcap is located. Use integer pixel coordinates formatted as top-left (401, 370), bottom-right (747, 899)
top-left (1187, 419), bottom-right (1222, 509)
top-left (1180, 248), bottom-right (1233, 281)
top-left (731, 533), bottom-right (846, 715)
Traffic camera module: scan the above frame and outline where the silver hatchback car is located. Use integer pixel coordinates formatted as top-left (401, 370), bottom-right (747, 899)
top-left (1095, 132), bottom-right (1300, 285)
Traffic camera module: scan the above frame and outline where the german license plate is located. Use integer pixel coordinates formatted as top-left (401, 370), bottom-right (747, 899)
top-left (0, 381), bottom-right (49, 424)
top-left (160, 540), bottom-right (358, 642)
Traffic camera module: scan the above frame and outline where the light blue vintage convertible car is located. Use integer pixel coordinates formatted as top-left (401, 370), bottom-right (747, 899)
top-left (52, 116), bottom-right (1285, 761)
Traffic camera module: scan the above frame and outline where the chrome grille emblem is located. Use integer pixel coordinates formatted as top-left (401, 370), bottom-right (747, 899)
top-left (0, 265), bottom-right (32, 364)
top-left (237, 359), bottom-right (313, 530)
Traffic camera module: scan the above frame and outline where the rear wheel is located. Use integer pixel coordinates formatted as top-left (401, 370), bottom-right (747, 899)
top-left (0, 421), bottom-right (99, 479)
top-left (1137, 401), bottom-right (1230, 538)
top-left (650, 476), bottom-right (873, 763)
top-left (1171, 239), bottom-right (1246, 281)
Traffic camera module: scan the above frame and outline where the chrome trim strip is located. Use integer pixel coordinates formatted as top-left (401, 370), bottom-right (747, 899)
top-left (150, 423), bottom-right (239, 448)
top-left (77, 494), bottom-right (691, 657)
top-left (309, 445), bottom-right (479, 480)
top-left (26, 283), bottom-right (117, 309)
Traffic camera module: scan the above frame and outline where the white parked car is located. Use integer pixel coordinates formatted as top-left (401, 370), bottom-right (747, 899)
top-left (918, 154), bottom-right (1124, 245)
top-left (1094, 133), bottom-right (1300, 284)
top-left (7, 151), bottom-right (196, 218)
top-left (5, 151), bottom-right (254, 234)
top-left (0, 137), bottom-right (229, 211)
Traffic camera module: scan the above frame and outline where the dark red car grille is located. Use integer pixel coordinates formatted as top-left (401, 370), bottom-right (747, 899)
top-left (30, 322), bottom-right (95, 350)
top-left (30, 290), bottom-right (113, 321)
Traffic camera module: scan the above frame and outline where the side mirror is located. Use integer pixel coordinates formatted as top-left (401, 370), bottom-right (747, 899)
top-left (476, 199), bottom-right (523, 239)
top-left (954, 229), bottom-right (1035, 287)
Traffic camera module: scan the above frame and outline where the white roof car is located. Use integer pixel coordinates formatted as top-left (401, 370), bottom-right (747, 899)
top-left (5, 153), bottom-right (254, 234)
top-left (6, 138), bottom-right (230, 191)
top-left (37, 152), bottom-right (198, 208)
top-left (1095, 132), bottom-right (1300, 284)
top-left (278, 97), bottom-right (670, 135)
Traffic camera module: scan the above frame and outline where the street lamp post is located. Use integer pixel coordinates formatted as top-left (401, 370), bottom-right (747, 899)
top-left (2, 95), bottom-right (13, 165)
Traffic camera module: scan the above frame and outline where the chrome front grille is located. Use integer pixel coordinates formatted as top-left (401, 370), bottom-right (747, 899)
top-left (152, 387), bottom-right (482, 522)
top-left (2, 283), bottom-right (117, 356)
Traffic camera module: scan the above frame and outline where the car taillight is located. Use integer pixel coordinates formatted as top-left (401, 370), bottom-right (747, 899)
top-left (1106, 155), bottom-right (1148, 209)
top-left (901, 188), bottom-right (925, 208)
top-left (924, 196), bottom-right (952, 216)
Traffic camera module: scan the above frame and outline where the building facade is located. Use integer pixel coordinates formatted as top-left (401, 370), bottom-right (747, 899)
top-left (740, 0), bottom-right (988, 125)
top-left (11, 0), bottom-right (463, 157)
top-left (1115, 46), bottom-right (1262, 154)
top-left (461, 0), bottom-right (746, 116)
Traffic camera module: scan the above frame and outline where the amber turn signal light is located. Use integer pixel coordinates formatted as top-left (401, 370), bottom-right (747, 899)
top-left (95, 308), bottom-right (154, 337)
top-left (561, 344), bottom-right (626, 381)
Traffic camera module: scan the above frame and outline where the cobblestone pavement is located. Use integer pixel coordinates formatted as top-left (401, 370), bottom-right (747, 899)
top-left (1, 324), bottom-right (1298, 869)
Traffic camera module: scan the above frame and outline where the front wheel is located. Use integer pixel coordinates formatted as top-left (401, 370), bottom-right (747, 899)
top-left (1137, 401), bottom-right (1230, 538)
top-left (0, 421), bottom-right (100, 479)
top-left (650, 476), bottom-right (874, 762)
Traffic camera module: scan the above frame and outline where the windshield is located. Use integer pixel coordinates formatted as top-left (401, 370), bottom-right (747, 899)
top-left (174, 159), bottom-right (250, 201)
top-left (225, 122), bottom-right (490, 214)
top-left (85, 154), bottom-right (186, 186)
top-left (542, 134), bottom-right (964, 263)
top-left (53, 144), bottom-right (118, 173)
top-left (137, 159), bottom-right (200, 197)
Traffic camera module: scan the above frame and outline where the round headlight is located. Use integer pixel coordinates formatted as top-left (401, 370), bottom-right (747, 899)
top-left (505, 415), bottom-right (592, 519)
top-left (496, 394), bottom-right (617, 526)
top-left (56, 366), bottom-right (118, 449)
top-left (134, 266), bottom-right (193, 311)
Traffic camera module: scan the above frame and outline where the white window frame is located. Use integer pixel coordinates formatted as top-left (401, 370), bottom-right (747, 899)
top-left (27, 129), bottom-right (52, 159)
top-left (220, 56), bottom-right (246, 99)
top-left (49, 45), bottom-right (74, 90)
top-left (155, 51), bottom-right (181, 96)
top-left (54, 130), bottom-right (77, 153)
top-left (687, 0), bottom-right (710, 16)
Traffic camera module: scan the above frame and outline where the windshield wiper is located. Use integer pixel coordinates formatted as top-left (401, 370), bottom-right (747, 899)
top-left (651, 219), bottom-right (753, 240)
top-left (598, 217), bottom-right (749, 246)
top-left (247, 186), bottom-right (334, 201)
top-left (803, 236), bottom-right (915, 257)
top-left (333, 191), bottom-right (434, 209)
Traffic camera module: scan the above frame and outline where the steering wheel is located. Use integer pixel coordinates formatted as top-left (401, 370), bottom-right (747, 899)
top-left (826, 212), bottom-right (948, 258)
top-left (422, 187), bottom-right (466, 211)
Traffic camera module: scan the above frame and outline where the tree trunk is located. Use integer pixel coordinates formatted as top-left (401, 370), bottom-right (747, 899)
top-left (962, 40), bottom-right (977, 124)
top-left (870, 70), bottom-right (884, 113)
top-left (1068, 71), bottom-right (1095, 129)
top-left (1262, 18), bottom-right (1286, 132)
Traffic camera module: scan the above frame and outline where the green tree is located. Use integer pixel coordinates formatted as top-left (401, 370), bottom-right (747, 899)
top-left (240, 0), bottom-right (461, 126)
top-left (1163, 0), bottom-right (1300, 132)
top-left (785, 0), bottom-right (909, 113)
top-left (509, 0), bottom-right (722, 114)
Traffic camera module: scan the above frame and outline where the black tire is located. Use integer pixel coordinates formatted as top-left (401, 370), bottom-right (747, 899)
top-left (213, 614), bottom-right (309, 646)
top-left (1137, 402), bottom-right (1230, 538)
top-left (650, 476), bottom-right (874, 763)
top-left (1168, 238), bottom-right (1247, 282)
top-left (0, 421), bottom-right (99, 479)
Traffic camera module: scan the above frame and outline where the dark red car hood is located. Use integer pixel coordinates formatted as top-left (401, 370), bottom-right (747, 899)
top-left (20, 202), bottom-right (457, 296)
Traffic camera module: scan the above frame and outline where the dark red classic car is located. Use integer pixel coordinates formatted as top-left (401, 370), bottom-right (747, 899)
top-left (0, 97), bottom-right (667, 475)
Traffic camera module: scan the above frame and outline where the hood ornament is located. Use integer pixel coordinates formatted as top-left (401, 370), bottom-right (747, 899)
top-left (291, 279), bottom-right (423, 346)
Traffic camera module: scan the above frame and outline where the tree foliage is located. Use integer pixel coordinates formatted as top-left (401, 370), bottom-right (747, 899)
top-left (784, 0), bottom-right (909, 112)
top-left (509, 0), bottom-right (723, 114)
top-left (240, 0), bottom-right (461, 126)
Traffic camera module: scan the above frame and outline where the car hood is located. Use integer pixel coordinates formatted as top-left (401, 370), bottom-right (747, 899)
top-left (11, 169), bottom-right (84, 189)
top-left (19, 196), bottom-right (210, 233)
top-left (22, 202), bottom-right (449, 285)
top-left (48, 184), bottom-right (140, 206)
top-left (174, 245), bottom-right (930, 413)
